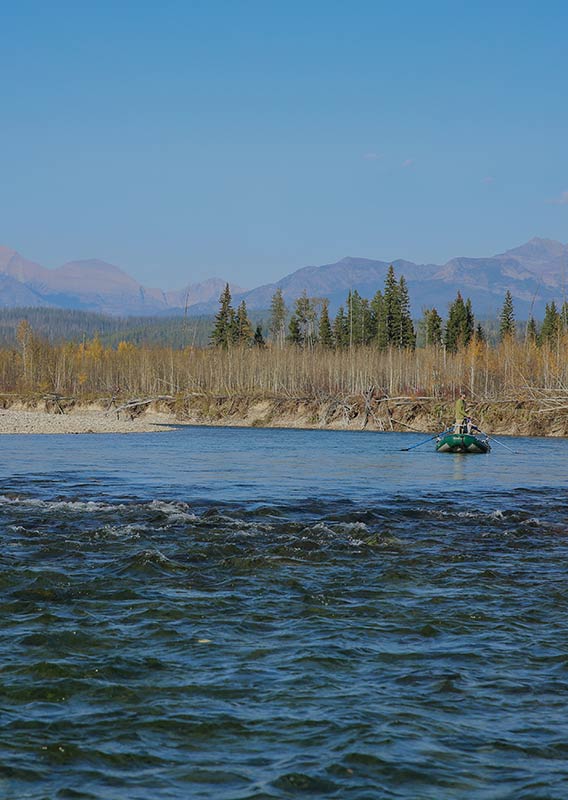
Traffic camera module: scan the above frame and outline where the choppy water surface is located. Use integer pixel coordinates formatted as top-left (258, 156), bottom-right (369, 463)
top-left (1, 427), bottom-right (567, 799)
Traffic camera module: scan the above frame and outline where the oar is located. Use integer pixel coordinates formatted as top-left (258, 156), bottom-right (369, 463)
top-left (485, 434), bottom-right (517, 454)
top-left (401, 429), bottom-right (450, 452)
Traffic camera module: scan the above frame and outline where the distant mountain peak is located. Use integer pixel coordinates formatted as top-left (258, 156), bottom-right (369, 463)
top-left (499, 237), bottom-right (566, 260)
top-left (0, 237), bottom-right (566, 319)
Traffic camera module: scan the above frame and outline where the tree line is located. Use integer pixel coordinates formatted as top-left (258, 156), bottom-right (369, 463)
top-left (211, 268), bottom-right (568, 351)
top-left (2, 319), bottom-right (567, 402)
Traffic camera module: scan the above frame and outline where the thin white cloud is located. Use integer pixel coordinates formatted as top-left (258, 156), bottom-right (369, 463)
top-left (550, 190), bottom-right (568, 205)
top-left (481, 176), bottom-right (495, 184)
top-left (401, 158), bottom-right (415, 168)
top-left (363, 152), bottom-right (381, 160)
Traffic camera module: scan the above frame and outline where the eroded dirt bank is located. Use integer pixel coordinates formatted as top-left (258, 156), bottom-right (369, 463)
top-left (0, 394), bottom-right (565, 436)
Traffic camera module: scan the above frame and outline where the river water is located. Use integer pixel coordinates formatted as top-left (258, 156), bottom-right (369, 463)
top-left (1, 426), bottom-right (567, 799)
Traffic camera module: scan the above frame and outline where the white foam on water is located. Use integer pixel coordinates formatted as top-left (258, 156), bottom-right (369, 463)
top-left (148, 500), bottom-right (199, 522)
top-left (96, 523), bottom-right (146, 539)
top-left (0, 495), bottom-right (122, 513)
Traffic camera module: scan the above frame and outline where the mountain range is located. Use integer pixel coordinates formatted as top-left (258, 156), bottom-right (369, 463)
top-left (0, 238), bottom-right (566, 319)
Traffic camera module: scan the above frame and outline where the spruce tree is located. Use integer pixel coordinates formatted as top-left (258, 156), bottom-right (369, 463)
top-left (234, 300), bottom-right (253, 344)
top-left (360, 298), bottom-right (373, 345)
top-left (475, 323), bottom-right (486, 343)
top-left (210, 283), bottom-right (234, 347)
top-left (539, 301), bottom-right (560, 346)
top-left (379, 265), bottom-right (400, 349)
top-left (318, 298), bottom-right (333, 348)
top-left (465, 299), bottom-right (475, 343)
top-left (526, 316), bottom-right (538, 342)
top-left (253, 324), bottom-right (265, 347)
top-left (424, 308), bottom-right (443, 346)
top-left (333, 306), bottom-right (348, 348)
top-left (369, 289), bottom-right (383, 344)
top-left (499, 290), bottom-right (516, 341)
top-left (287, 313), bottom-right (302, 345)
top-left (445, 292), bottom-right (474, 352)
top-left (345, 289), bottom-right (372, 346)
top-left (561, 301), bottom-right (568, 332)
top-left (398, 276), bottom-right (415, 348)
top-left (345, 290), bottom-right (359, 346)
top-left (269, 288), bottom-right (287, 347)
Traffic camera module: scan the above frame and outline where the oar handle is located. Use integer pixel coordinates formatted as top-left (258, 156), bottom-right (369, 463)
top-left (401, 428), bottom-right (452, 451)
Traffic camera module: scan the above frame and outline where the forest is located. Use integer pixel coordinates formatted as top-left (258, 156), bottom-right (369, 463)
top-left (1, 265), bottom-right (567, 403)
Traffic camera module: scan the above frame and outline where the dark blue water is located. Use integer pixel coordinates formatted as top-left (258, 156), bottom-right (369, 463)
top-left (1, 427), bottom-right (567, 799)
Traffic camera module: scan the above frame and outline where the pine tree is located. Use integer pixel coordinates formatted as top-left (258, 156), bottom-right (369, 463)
top-left (234, 300), bottom-right (253, 344)
top-left (561, 301), bottom-right (568, 332)
top-left (269, 288), bottom-right (287, 347)
top-left (526, 316), bottom-right (538, 342)
top-left (333, 306), bottom-right (348, 348)
top-left (318, 298), bottom-right (333, 348)
top-left (398, 276), bottom-right (415, 348)
top-left (287, 314), bottom-right (302, 345)
top-left (253, 324), bottom-right (265, 347)
top-left (424, 308), bottom-right (443, 346)
top-left (369, 289), bottom-right (383, 344)
top-left (210, 283), bottom-right (234, 347)
top-left (474, 323), bottom-right (486, 343)
top-left (360, 298), bottom-right (373, 345)
top-left (378, 265), bottom-right (400, 349)
top-left (465, 299), bottom-right (475, 343)
top-left (345, 290), bottom-right (358, 346)
top-left (445, 292), bottom-right (474, 352)
top-left (499, 290), bottom-right (516, 341)
top-left (539, 301), bottom-right (560, 346)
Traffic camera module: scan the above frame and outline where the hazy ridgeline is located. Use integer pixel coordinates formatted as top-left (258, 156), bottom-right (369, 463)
top-left (2, 333), bottom-right (567, 400)
top-left (0, 308), bottom-right (222, 349)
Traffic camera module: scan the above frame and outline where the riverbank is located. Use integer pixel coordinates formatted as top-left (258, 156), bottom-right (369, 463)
top-left (0, 403), bottom-right (176, 435)
top-left (0, 394), bottom-right (566, 436)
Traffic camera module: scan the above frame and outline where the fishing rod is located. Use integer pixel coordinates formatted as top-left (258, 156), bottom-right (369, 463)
top-left (401, 428), bottom-right (452, 452)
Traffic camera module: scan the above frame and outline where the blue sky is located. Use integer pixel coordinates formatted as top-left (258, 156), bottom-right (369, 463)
top-left (0, 0), bottom-right (566, 288)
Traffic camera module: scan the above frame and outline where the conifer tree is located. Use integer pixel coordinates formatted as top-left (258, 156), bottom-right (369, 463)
top-left (499, 290), bottom-right (516, 341)
top-left (360, 298), bottom-right (373, 345)
top-left (369, 289), bottom-right (383, 343)
top-left (210, 283), bottom-right (235, 348)
top-left (424, 308), bottom-right (443, 346)
top-left (398, 276), bottom-right (415, 348)
top-left (269, 288), bottom-right (287, 347)
top-left (475, 323), bottom-right (486, 343)
top-left (561, 301), bottom-right (568, 332)
top-left (287, 313), bottom-right (302, 345)
top-left (253, 324), bottom-right (265, 347)
top-left (234, 300), bottom-right (253, 344)
top-left (318, 298), bottom-right (333, 348)
top-left (345, 290), bottom-right (372, 346)
top-left (378, 265), bottom-right (400, 349)
top-left (465, 299), bottom-right (475, 343)
top-left (526, 316), bottom-right (538, 342)
top-left (445, 292), bottom-right (474, 352)
top-left (333, 306), bottom-right (348, 348)
top-left (539, 301), bottom-right (560, 346)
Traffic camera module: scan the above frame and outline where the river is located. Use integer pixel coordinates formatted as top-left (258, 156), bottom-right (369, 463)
top-left (1, 427), bottom-right (567, 799)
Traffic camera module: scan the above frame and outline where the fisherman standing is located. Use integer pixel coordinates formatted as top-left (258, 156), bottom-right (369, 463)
top-left (454, 392), bottom-right (467, 433)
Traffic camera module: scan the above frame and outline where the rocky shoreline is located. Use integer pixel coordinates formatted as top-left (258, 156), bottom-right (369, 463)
top-left (0, 394), bottom-right (566, 436)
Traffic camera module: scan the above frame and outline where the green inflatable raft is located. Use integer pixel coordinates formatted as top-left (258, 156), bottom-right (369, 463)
top-left (435, 431), bottom-right (491, 454)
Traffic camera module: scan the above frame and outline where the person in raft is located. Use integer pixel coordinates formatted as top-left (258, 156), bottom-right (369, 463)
top-left (454, 392), bottom-right (467, 433)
